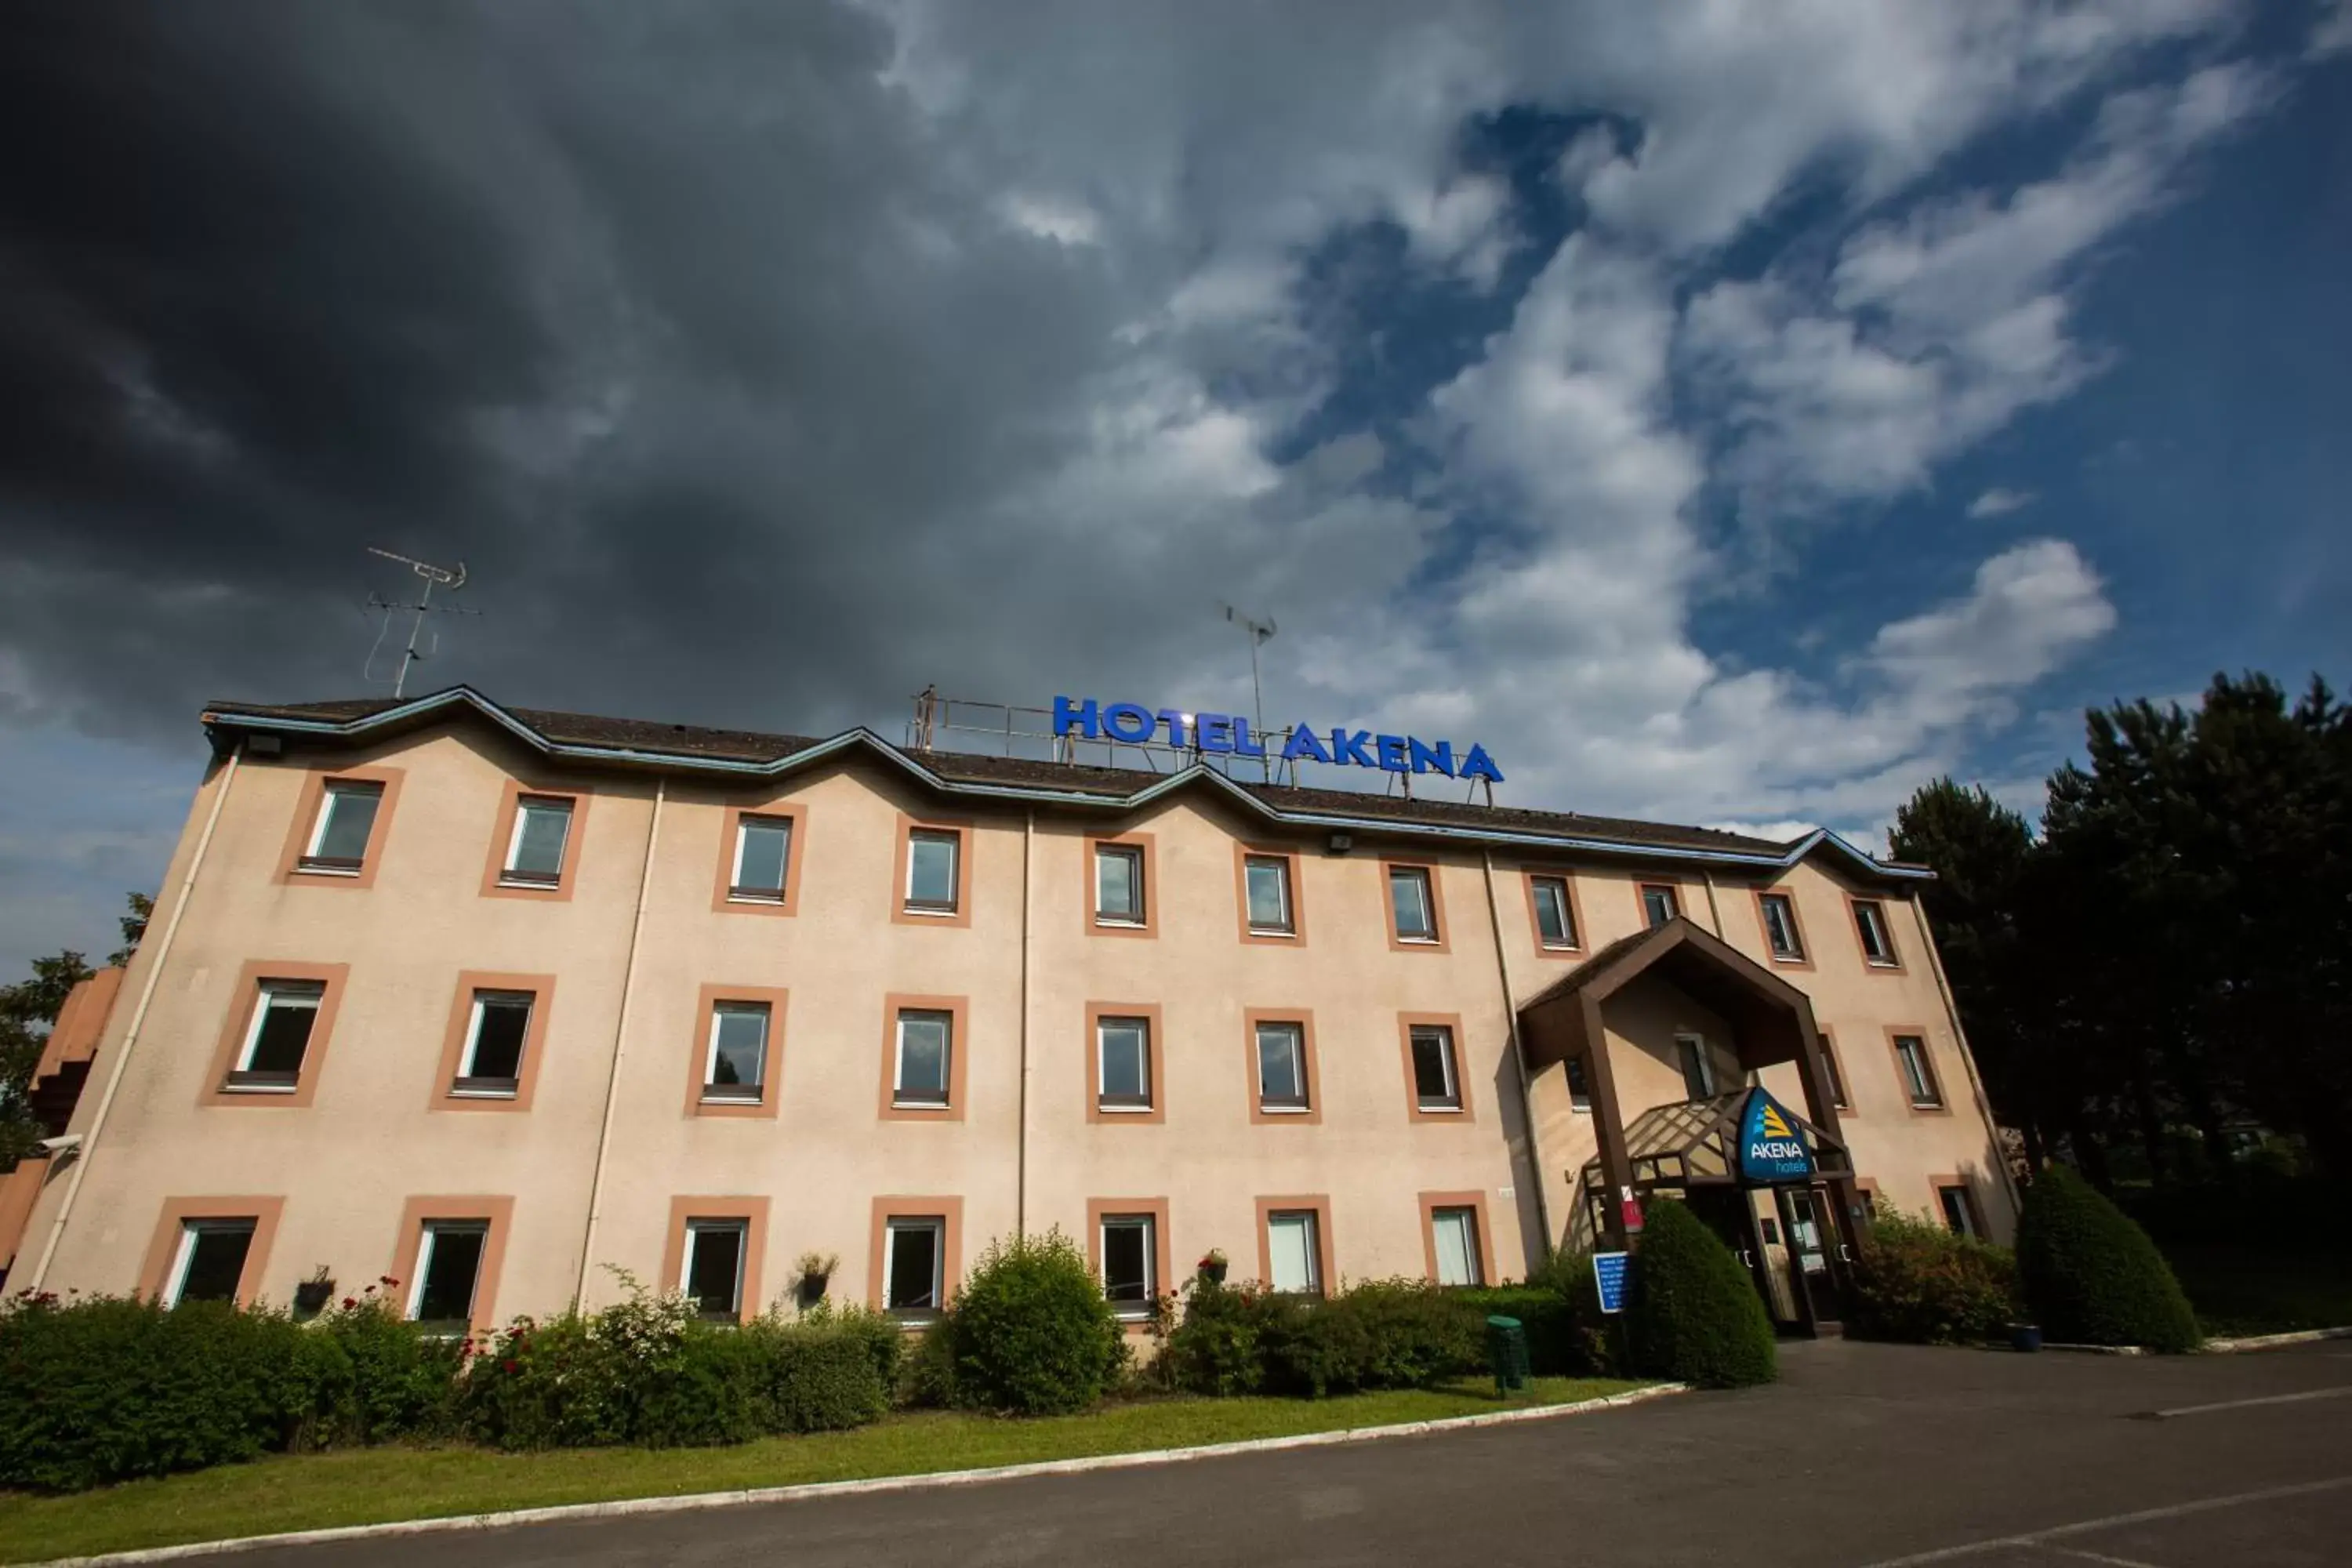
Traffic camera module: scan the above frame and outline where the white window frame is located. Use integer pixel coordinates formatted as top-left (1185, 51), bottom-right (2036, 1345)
top-left (882, 1216), bottom-right (946, 1313)
top-left (164, 1219), bottom-right (256, 1307)
top-left (1566, 1053), bottom-right (1593, 1112)
top-left (703, 1002), bottom-right (770, 1100)
top-left (453, 989), bottom-right (533, 1095)
top-left (1095, 1015), bottom-right (1152, 1111)
top-left (1098, 1214), bottom-right (1156, 1316)
top-left (1675, 1031), bottom-right (1718, 1099)
top-left (407, 1221), bottom-right (488, 1329)
top-left (893, 1009), bottom-right (953, 1107)
top-left (1854, 899), bottom-right (1897, 966)
top-left (1532, 875), bottom-right (1577, 949)
top-left (1093, 844), bottom-right (1145, 927)
top-left (728, 815), bottom-right (793, 902)
top-left (1254, 1020), bottom-right (1309, 1112)
top-left (501, 795), bottom-right (573, 884)
top-left (681, 1219), bottom-right (750, 1318)
top-left (300, 779), bottom-right (383, 872)
top-left (1936, 1185), bottom-right (1978, 1238)
top-left (1760, 892), bottom-right (1804, 961)
top-left (903, 829), bottom-right (960, 914)
top-left (1265, 1209), bottom-right (1322, 1296)
top-left (232, 980), bottom-right (324, 1087)
top-left (1243, 855), bottom-right (1294, 935)
top-left (1410, 1024), bottom-right (1462, 1112)
top-left (1642, 884), bottom-right (1679, 928)
top-left (1389, 866), bottom-right (1437, 942)
top-left (1895, 1034), bottom-right (1941, 1107)
top-left (1430, 1206), bottom-right (1483, 1287)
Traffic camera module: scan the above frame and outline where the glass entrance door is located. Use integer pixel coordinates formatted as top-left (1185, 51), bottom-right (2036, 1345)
top-left (1777, 1186), bottom-right (1842, 1327)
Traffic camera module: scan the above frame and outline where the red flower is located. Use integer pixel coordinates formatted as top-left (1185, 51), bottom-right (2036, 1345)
top-left (501, 1359), bottom-right (518, 1374)
top-left (341, 1297), bottom-right (358, 1309)
top-left (380, 1276), bottom-right (399, 1287)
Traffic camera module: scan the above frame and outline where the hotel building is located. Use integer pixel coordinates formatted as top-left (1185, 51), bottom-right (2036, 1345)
top-left (2, 688), bottom-right (2011, 1336)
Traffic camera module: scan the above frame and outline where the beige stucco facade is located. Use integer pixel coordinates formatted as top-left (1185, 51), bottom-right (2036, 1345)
top-left (17, 692), bottom-right (2014, 1328)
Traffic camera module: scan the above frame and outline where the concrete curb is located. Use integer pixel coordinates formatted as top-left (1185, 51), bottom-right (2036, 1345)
top-left (2042, 1342), bottom-right (2148, 1356)
top-left (25, 1384), bottom-right (1688, 1567)
top-left (2202, 1326), bottom-right (2352, 1354)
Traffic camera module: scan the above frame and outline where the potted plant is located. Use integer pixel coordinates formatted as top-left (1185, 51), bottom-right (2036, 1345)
top-left (293, 1265), bottom-right (336, 1318)
top-left (796, 1250), bottom-right (839, 1308)
top-left (1198, 1248), bottom-right (1229, 1286)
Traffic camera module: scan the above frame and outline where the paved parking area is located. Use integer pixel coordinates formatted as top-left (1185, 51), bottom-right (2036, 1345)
top-left (216, 1339), bottom-right (2352, 1567)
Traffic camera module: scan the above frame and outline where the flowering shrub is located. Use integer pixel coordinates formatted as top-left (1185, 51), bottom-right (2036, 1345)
top-left (1844, 1210), bottom-right (2020, 1345)
top-left (304, 1281), bottom-right (465, 1445)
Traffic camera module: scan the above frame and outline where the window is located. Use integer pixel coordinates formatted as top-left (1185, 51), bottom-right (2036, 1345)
top-left (1819, 1033), bottom-right (1850, 1110)
top-left (1531, 875), bottom-right (1578, 949)
top-left (1409, 1024), bottom-right (1461, 1112)
top-left (729, 815), bottom-right (793, 902)
top-left (703, 1002), bottom-right (770, 1102)
top-left (452, 990), bottom-right (533, 1096)
top-left (1936, 1185), bottom-right (1978, 1238)
top-left (1095, 1014), bottom-right (1152, 1111)
top-left (1388, 866), bottom-right (1437, 942)
top-left (1566, 1054), bottom-right (1592, 1112)
top-left (1640, 883), bottom-right (1679, 929)
top-left (893, 1009), bottom-right (953, 1107)
top-left (408, 1221), bottom-right (488, 1331)
top-left (1759, 891), bottom-right (1805, 961)
top-left (904, 829), bottom-right (960, 914)
top-left (681, 1220), bottom-right (748, 1320)
top-left (165, 1220), bottom-right (255, 1306)
top-left (1254, 1021), bottom-right (1308, 1111)
top-left (299, 781), bottom-right (383, 873)
top-left (1265, 1210), bottom-right (1322, 1295)
top-left (501, 796), bottom-right (573, 885)
top-left (228, 980), bottom-right (322, 1091)
top-left (1430, 1207), bottom-right (1482, 1287)
top-left (884, 1217), bottom-right (945, 1314)
top-left (1094, 844), bottom-right (1144, 926)
top-left (1853, 898), bottom-right (1899, 967)
top-left (1243, 854), bottom-right (1294, 935)
top-left (1675, 1033), bottom-right (1718, 1100)
top-left (1100, 1214), bottom-right (1156, 1313)
top-left (1893, 1033), bottom-right (1942, 1109)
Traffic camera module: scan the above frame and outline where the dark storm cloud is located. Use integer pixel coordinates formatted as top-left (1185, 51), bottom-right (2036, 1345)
top-left (0, 1), bottom-right (1136, 742)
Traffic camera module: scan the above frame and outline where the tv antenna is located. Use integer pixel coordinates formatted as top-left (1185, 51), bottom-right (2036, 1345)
top-left (1221, 604), bottom-right (1277, 782)
top-left (364, 548), bottom-right (474, 698)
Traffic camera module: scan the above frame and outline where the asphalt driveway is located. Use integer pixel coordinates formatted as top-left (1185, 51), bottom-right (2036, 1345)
top-left (200, 1338), bottom-right (2352, 1567)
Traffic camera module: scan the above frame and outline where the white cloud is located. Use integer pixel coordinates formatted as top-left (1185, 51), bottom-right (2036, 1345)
top-left (1969, 487), bottom-right (2038, 517)
top-left (2312, 1), bottom-right (2352, 56)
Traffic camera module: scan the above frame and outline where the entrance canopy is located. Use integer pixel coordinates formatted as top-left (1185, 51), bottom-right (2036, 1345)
top-left (1587, 1087), bottom-right (1846, 1193)
top-left (1519, 916), bottom-right (1824, 1077)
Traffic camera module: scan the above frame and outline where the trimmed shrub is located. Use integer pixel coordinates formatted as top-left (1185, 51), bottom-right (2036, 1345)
top-left (307, 1292), bottom-right (465, 1444)
top-left (1163, 1279), bottom-right (1265, 1396)
top-left (1845, 1211), bottom-right (2019, 1345)
top-left (943, 1229), bottom-right (1126, 1414)
top-left (2016, 1164), bottom-right (2201, 1352)
top-left (1341, 1279), bottom-right (1483, 1388)
top-left (1626, 1199), bottom-right (1777, 1388)
top-left (0, 1294), bottom-right (313, 1491)
top-left (901, 1316), bottom-right (960, 1408)
top-left (746, 1316), bottom-right (891, 1432)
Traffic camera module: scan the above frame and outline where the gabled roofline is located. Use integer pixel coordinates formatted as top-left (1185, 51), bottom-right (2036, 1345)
top-left (200, 685), bottom-right (1931, 884)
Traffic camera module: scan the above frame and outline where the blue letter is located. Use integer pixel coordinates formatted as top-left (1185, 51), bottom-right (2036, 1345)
top-left (1408, 739), bottom-right (1456, 776)
top-left (1156, 708), bottom-right (1190, 746)
top-left (1198, 713), bottom-right (1235, 753)
top-left (1232, 718), bottom-right (1266, 759)
top-left (1103, 702), bottom-right (1155, 743)
top-left (1283, 724), bottom-right (1332, 764)
top-left (1375, 734), bottom-right (1409, 773)
top-left (1460, 744), bottom-right (1504, 784)
top-left (1330, 730), bottom-right (1375, 768)
top-left (1052, 695), bottom-right (1098, 739)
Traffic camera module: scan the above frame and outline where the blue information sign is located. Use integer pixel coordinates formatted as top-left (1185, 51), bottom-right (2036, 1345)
top-left (1737, 1087), bottom-right (1815, 1185)
top-left (1592, 1250), bottom-right (1629, 1316)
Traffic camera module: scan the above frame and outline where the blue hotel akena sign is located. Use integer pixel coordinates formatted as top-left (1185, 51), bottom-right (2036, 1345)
top-left (1054, 695), bottom-right (1504, 783)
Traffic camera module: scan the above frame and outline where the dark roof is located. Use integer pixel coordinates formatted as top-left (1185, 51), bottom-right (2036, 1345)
top-left (205, 686), bottom-right (1923, 878)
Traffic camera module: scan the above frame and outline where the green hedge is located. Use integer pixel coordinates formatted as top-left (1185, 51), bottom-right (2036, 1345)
top-left (1626, 1199), bottom-right (1777, 1388)
top-left (2016, 1164), bottom-right (2201, 1352)
top-left (1845, 1211), bottom-right (2020, 1345)
top-left (1164, 1278), bottom-right (1486, 1399)
top-left (931, 1229), bottom-right (1127, 1415)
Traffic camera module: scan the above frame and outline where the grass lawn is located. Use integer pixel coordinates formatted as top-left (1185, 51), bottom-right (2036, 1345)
top-left (2165, 1246), bottom-right (2352, 1337)
top-left (0, 1376), bottom-right (1640, 1563)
